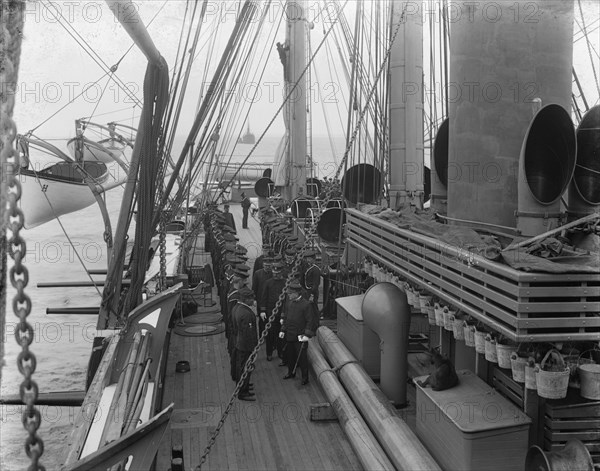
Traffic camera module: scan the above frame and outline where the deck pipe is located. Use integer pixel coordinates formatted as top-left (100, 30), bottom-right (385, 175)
top-left (308, 341), bottom-right (395, 471)
top-left (317, 326), bottom-right (441, 471)
top-left (517, 104), bottom-right (576, 236)
top-left (569, 105), bottom-right (600, 220)
top-left (448, 1), bottom-right (574, 229)
top-left (361, 282), bottom-right (411, 406)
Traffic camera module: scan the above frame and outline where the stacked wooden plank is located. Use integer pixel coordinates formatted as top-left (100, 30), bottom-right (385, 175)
top-left (346, 209), bottom-right (600, 342)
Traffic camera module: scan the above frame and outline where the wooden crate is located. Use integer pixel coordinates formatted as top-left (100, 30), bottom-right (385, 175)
top-left (336, 295), bottom-right (381, 378)
top-left (415, 369), bottom-right (531, 471)
top-left (492, 367), bottom-right (525, 409)
top-left (346, 209), bottom-right (600, 342)
top-left (544, 389), bottom-right (600, 464)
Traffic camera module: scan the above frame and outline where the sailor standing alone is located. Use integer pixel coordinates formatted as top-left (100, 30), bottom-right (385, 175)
top-left (241, 192), bottom-right (251, 229)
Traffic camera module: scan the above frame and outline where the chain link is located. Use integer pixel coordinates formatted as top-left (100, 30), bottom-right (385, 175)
top-left (2, 1), bottom-right (45, 468)
top-left (197, 5), bottom-right (407, 467)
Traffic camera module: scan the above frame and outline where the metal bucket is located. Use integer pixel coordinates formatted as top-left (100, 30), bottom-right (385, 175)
top-left (578, 363), bottom-right (600, 400)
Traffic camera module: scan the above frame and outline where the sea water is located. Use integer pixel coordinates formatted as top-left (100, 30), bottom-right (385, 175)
top-left (0, 135), bottom-right (345, 469)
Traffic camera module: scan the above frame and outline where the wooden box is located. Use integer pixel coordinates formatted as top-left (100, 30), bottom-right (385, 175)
top-left (309, 403), bottom-right (337, 422)
top-left (336, 295), bottom-right (381, 378)
top-left (544, 389), bottom-right (600, 464)
top-left (346, 208), bottom-right (600, 342)
top-left (415, 370), bottom-right (531, 471)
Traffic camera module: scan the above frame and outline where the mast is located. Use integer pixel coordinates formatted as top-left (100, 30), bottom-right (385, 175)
top-left (284, 0), bottom-right (307, 201)
top-left (388, 1), bottom-right (424, 209)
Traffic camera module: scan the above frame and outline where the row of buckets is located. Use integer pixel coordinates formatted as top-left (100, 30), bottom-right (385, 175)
top-left (406, 284), bottom-right (600, 402)
top-left (365, 261), bottom-right (600, 401)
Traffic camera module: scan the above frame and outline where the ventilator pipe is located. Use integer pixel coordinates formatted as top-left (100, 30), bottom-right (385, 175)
top-left (431, 118), bottom-right (448, 214)
top-left (342, 163), bottom-right (383, 204)
top-left (525, 440), bottom-right (593, 471)
top-left (254, 177), bottom-right (274, 198)
top-left (361, 282), bottom-right (410, 405)
top-left (516, 104), bottom-right (576, 236)
top-left (569, 105), bottom-right (600, 220)
top-left (317, 208), bottom-right (346, 243)
top-left (317, 326), bottom-right (440, 471)
top-left (308, 341), bottom-right (395, 471)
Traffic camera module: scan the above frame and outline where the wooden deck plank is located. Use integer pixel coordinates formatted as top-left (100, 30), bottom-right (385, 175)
top-left (212, 335), bottom-right (237, 471)
top-left (157, 205), bottom-right (362, 470)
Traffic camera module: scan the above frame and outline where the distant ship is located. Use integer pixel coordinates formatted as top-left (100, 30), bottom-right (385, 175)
top-left (237, 123), bottom-right (255, 144)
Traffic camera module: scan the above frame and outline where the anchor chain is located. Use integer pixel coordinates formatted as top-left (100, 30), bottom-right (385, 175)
top-left (198, 5), bottom-right (406, 468)
top-left (2, 1), bottom-right (45, 469)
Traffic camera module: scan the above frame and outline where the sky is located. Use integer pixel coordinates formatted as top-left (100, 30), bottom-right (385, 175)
top-left (11, 0), bottom-right (600, 146)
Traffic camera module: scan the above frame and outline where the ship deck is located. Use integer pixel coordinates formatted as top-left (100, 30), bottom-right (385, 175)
top-left (156, 204), bottom-right (365, 471)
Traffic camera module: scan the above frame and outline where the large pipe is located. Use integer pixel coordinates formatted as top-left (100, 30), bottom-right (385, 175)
top-left (431, 118), bottom-right (448, 213)
top-left (361, 282), bottom-right (411, 406)
top-left (569, 105), bottom-right (600, 219)
top-left (317, 327), bottom-right (441, 471)
top-left (308, 341), bottom-right (395, 471)
top-left (448, 1), bottom-right (574, 228)
top-left (517, 104), bottom-right (576, 236)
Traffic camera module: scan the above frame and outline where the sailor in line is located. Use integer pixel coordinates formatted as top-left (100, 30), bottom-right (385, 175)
top-left (260, 261), bottom-right (287, 362)
top-left (231, 287), bottom-right (258, 401)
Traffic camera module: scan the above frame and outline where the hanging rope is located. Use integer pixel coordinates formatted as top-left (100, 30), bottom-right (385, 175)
top-left (1, 1), bottom-right (45, 469)
top-left (198, 3), bottom-right (406, 467)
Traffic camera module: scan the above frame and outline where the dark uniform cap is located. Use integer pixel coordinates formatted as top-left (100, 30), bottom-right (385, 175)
top-left (263, 257), bottom-right (274, 263)
top-left (221, 225), bottom-right (236, 233)
top-left (223, 234), bottom-right (237, 242)
top-left (284, 248), bottom-right (296, 256)
top-left (236, 264), bottom-right (251, 272)
top-left (288, 281), bottom-right (302, 291)
top-left (233, 269), bottom-right (249, 279)
top-left (272, 261), bottom-right (284, 270)
top-left (287, 235), bottom-right (299, 242)
top-left (273, 254), bottom-right (283, 262)
top-left (238, 287), bottom-right (255, 299)
top-left (235, 244), bottom-right (248, 253)
top-left (303, 250), bottom-right (317, 258)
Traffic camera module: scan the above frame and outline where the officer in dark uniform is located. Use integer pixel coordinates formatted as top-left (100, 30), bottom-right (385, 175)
top-left (241, 192), bottom-right (251, 228)
top-left (279, 281), bottom-right (317, 385)
top-left (227, 269), bottom-right (248, 380)
top-left (231, 287), bottom-right (258, 401)
top-left (260, 261), bottom-right (287, 361)
top-left (223, 204), bottom-right (236, 231)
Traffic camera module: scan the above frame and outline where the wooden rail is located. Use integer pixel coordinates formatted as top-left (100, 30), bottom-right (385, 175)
top-left (346, 209), bottom-right (600, 342)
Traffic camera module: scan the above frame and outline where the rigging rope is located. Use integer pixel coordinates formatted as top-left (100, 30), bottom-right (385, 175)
top-left (198, 2), bottom-right (406, 466)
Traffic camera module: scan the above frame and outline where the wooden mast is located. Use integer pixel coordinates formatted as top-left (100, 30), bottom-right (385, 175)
top-left (388, 1), bottom-right (424, 209)
top-left (284, 0), bottom-right (308, 201)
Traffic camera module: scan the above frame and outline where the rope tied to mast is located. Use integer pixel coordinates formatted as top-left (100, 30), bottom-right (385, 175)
top-left (198, 4), bottom-right (408, 467)
top-left (1, 1), bottom-right (45, 469)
